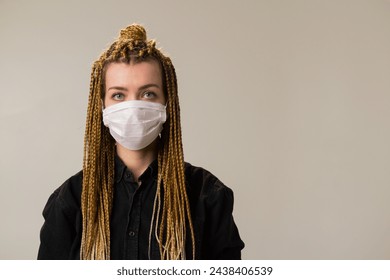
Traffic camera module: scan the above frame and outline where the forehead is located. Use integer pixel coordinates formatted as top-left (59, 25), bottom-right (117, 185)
top-left (104, 60), bottom-right (162, 87)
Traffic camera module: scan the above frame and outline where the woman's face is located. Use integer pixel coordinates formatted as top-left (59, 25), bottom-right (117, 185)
top-left (104, 59), bottom-right (166, 108)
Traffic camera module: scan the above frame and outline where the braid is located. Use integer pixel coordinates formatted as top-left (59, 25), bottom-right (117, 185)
top-left (81, 24), bottom-right (195, 260)
top-left (81, 57), bottom-right (115, 259)
top-left (155, 53), bottom-right (196, 259)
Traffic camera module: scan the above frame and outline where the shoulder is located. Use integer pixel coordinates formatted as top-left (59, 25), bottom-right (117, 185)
top-left (184, 163), bottom-right (244, 259)
top-left (184, 162), bottom-right (234, 205)
top-left (42, 171), bottom-right (83, 218)
top-left (39, 171), bottom-right (83, 259)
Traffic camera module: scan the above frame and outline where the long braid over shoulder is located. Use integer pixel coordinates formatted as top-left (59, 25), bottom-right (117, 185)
top-left (81, 24), bottom-right (195, 260)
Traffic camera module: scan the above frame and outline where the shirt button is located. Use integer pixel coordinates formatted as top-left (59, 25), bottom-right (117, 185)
top-left (129, 231), bottom-right (136, 237)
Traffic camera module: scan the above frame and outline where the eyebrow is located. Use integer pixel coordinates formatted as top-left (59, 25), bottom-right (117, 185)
top-left (107, 84), bottom-right (161, 91)
top-left (139, 83), bottom-right (161, 90)
top-left (107, 86), bottom-right (128, 91)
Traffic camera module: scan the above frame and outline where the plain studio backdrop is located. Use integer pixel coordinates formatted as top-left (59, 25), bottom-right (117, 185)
top-left (1, 0), bottom-right (390, 259)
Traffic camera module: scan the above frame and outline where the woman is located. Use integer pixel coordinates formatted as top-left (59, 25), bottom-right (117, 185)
top-left (38, 24), bottom-right (244, 260)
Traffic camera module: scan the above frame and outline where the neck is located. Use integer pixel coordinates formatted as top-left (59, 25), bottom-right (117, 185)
top-left (116, 140), bottom-right (158, 181)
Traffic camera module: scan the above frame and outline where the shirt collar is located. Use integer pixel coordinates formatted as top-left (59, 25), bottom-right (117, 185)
top-left (114, 154), bottom-right (158, 183)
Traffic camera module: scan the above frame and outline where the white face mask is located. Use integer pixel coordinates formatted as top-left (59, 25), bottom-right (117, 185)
top-left (102, 100), bottom-right (167, 150)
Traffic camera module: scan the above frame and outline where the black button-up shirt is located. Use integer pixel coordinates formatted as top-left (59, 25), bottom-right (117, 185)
top-left (38, 156), bottom-right (244, 259)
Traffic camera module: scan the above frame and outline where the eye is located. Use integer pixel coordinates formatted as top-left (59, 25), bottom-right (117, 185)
top-left (112, 93), bottom-right (125, 101)
top-left (142, 91), bottom-right (157, 99)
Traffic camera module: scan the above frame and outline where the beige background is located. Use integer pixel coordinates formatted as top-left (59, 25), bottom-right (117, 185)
top-left (1, 0), bottom-right (390, 259)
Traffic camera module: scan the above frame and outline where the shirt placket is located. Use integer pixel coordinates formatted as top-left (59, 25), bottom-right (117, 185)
top-left (125, 181), bottom-right (142, 259)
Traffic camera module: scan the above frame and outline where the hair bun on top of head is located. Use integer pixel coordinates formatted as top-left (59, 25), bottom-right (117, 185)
top-left (119, 24), bottom-right (147, 42)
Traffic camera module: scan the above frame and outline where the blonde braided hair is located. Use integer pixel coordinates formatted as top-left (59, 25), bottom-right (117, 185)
top-left (81, 24), bottom-right (195, 260)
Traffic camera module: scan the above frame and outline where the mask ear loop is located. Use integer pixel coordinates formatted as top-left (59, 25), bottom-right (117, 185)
top-left (159, 101), bottom-right (168, 138)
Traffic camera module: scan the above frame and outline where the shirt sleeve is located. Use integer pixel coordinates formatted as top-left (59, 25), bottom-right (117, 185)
top-left (203, 179), bottom-right (245, 260)
top-left (37, 179), bottom-right (81, 260)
